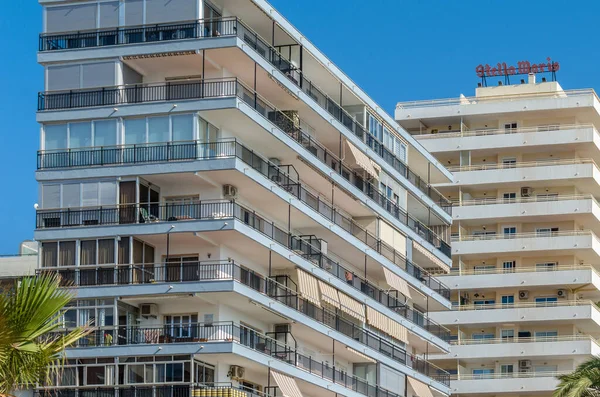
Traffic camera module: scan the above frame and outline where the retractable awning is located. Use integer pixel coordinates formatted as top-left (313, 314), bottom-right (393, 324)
top-left (382, 267), bottom-right (412, 299)
top-left (346, 139), bottom-right (379, 178)
top-left (408, 376), bottom-right (434, 397)
top-left (366, 306), bottom-right (409, 344)
top-left (413, 241), bottom-right (450, 272)
top-left (318, 280), bottom-right (341, 309)
top-left (296, 268), bottom-right (321, 307)
top-left (271, 370), bottom-right (304, 397)
top-left (338, 290), bottom-right (366, 322)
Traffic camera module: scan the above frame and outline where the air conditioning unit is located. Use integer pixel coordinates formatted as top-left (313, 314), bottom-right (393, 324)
top-left (557, 289), bottom-right (568, 298)
top-left (140, 303), bottom-right (158, 318)
top-left (521, 187), bottom-right (533, 197)
top-left (223, 184), bottom-right (238, 199)
top-left (518, 290), bottom-right (529, 300)
top-left (229, 365), bottom-right (245, 379)
top-left (519, 360), bottom-right (532, 368)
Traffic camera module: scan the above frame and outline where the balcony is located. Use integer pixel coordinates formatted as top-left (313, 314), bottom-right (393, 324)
top-left (451, 230), bottom-right (600, 261)
top-left (35, 386), bottom-right (266, 397)
top-left (441, 159), bottom-right (600, 194)
top-left (448, 371), bottom-right (566, 395)
top-left (436, 335), bottom-right (600, 360)
top-left (431, 300), bottom-right (600, 332)
top-left (38, 256), bottom-right (449, 343)
top-left (441, 264), bottom-right (600, 291)
top-left (43, 268), bottom-right (449, 386)
top-left (37, 16), bottom-right (452, 215)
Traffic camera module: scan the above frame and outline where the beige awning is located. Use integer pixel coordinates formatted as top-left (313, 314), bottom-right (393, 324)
top-left (366, 306), bottom-right (409, 344)
top-left (383, 267), bottom-right (412, 299)
top-left (296, 269), bottom-right (321, 307)
top-left (346, 139), bottom-right (379, 178)
top-left (338, 291), bottom-right (366, 322)
top-left (370, 159), bottom-right (382, 174)
top-left (318, 280), bottom-right (341, 309)
top-left (413, 241), bottom-right (450, 272)
top-left (346, 346), bottom-right (376, 363)
top-left (271, 370), bottom-right (304, 397)
top-left (408, 377), bottom-right (434, 397)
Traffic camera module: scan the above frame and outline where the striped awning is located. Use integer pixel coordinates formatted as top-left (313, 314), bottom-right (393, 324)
top-left (413, 241), bottom-right (450, 272)
top-left (296, 269), bottom-right (321, 307)
top-left (366, 306), bottom-right (409, 344)
top-left (346, 347), bottom-right (376, 363)
top-left (271, 370), bottom-right (304, 397)
top-left (408, 377), bottom-right (434, 397)
top-left (383, 267), bottom-right (412, 299)
top-left (338, 291), bottom-right (366, 322)
top-left (346, 139), bottom-right (379, 178)
top-left (318, 280), bottom-right (341, 309)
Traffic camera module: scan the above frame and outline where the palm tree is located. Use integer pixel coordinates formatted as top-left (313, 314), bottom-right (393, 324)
top-left (0, 273), bottom-right (91, 396)
top-left (555, 357), bottom-right (600, 397)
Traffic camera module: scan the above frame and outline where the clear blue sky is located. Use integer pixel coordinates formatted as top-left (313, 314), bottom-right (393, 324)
top-left (0, 0), bottom-right (597, 254)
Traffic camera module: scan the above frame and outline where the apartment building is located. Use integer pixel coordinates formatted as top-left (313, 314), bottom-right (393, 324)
top-left (34, 2), bottom-right (454, 397)
top-left (395, 73), bottom-right (600, 396)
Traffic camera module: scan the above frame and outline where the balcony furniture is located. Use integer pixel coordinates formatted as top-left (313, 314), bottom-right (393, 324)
top-left (139, 207), bottom-right (158, 223)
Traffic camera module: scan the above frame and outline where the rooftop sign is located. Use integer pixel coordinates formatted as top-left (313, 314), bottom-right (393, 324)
top-left (476, 58), bottom-right (560, 78)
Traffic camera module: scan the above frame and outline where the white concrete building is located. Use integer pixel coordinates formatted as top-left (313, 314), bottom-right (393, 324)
top-left (33, 2), bottom-right (454, 397)
top-left (395, 74), bottom-right (600, 397)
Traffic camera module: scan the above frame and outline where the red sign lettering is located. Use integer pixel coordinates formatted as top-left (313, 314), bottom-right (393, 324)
top-left (475, 57), bottom-right (559, 77)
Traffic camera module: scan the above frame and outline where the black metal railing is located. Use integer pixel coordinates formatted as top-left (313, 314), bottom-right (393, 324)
top-left (35, 386), bottom-right (192, 397)
top-left (38, 16), bottom-right (451, 215)
top-left (37, 77), bottom-right (450, 259)
top-left (36, 137), bottom-right (450, 299)
top-left (40, 264), bottom-right (449, 385)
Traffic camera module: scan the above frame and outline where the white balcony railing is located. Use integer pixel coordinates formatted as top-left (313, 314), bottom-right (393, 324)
top-left (452, 299), bottom-right (598, 311)
top-left (451, 371), bottom-right (570, 381)
top-left (396, 88), bottom-right (598, 109)
top-left (452, 229), bottom-right (598, 242)
top-left (451, 334), bottom-right (598, 346)
top-left (445, 263), bottom-right (600, 276)
top-left (414, 123), bottom-right (595, 140)
top-left (453, 193), bottom-right (599, 207)
top-left (446, 158), bottom-right (598, 173)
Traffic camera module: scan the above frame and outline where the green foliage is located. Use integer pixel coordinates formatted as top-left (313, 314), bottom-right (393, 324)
top-left (555, 357), bottom-right (600, 397)
top-left (0, 273), bottom-right (91, 394)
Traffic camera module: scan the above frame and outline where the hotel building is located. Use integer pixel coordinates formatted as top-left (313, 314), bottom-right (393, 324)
top-left (33, 1), bottom-right (454, 397)
top-left (395, 73), bottom-right (600, 397)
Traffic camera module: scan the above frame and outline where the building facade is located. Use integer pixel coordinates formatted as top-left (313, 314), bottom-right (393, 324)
top-left (395, 74), bottom-right (600, 396)
top-left (34, 1), bottom-right (454, 397)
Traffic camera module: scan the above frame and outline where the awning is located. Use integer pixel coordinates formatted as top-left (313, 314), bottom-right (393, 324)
top-left (413, 241), bottom-right (450, 272)
top-left (318, 280), bottom-right (341, 309)
top-left (366, 306), bottom-right (409, 344)
top-left (346, 139), bottom-right (379, 179)
top-left (407, 377), bottom-right (434, 397)
top-left (271, 370), bottom-right (304, 397)
top-left (383, 267), bottom-right (412, 299)
top-left (296, 269), bottom-right (321, 307)
top-left (346, 347), bottom-right (376, 363)
top-left (338, 291), bottom-right (366, 322)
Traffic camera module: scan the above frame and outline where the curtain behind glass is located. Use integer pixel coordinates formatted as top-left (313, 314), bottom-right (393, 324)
top-left (59, 241), bottom-right (76, 267)
top-left (42, 242), bottom-right (58, 267)
top-left (98, 239), bottom-right (115, 264)
top-left (80, 241), bottom-right (97, 265)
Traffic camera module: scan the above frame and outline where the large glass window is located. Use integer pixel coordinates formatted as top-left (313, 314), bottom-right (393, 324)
top-left (70, 122), bottom-right (93, 148)
top-left (148, 116), bottom-right (170, 143)
top-left (172, 114), bottom-right (194, 141)
top-left (44, 124), bottom-right (68, 150)
top-left (94, 120), bottom-right (118, 146)
top-left (124, 119), bottom-right (146, 144)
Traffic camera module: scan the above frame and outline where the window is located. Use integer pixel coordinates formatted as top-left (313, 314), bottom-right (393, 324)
top-left (195, 361), bottom-right (215, 384)
top-left (41, 241), bottom-right (76, 267)
top-left (536, 262), bottom-right (557, 271)
top-left (502, 157), bottom-right (517, 168)
top-left (535, 296), bottom-right (558, 307)
top-left (501, 329), bottom-right (515, 340)
top-left (124, 357), bottom-right (191, 384)
top-left (503, 192), bottom-right (516, 202)
top-left (43, 120), bottom-right (118, 150)
top-left (473, 265), bottom-right (495, 274)
top-left (164, 315), bottom-right (198, 339)
top-left (41, 181), bottom-right (117, 210)
top-left (500, 364), bottom-right (514, 376)
top-left (473, 300), bottom-right (495, 309)
top-left (537, 193), bottom-right (559, 201)
top-left (44, 124), bottom-right (68, 150)
top-left (472, 369), bottom-right (494, 378)
top-left (472, 333), bottom-right (494, 343)
top-left (501, 295), bottom-right (514, 307)
top-left (502, 261), bottom-right (516, 273)
top-left (536, 227), bottom-right (559, 236)
top-left (533, 365), bottom-right (558, 374)
top-left (504, 122), bottom-right (518, 132)
top-left (534, 331), bottom-right (558, 340)
top-left (503, 227), bottom-right (517, 238)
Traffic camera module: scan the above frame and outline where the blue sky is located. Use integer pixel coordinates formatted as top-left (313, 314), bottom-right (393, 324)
top-left (0, 0), bottom-right (598, 254)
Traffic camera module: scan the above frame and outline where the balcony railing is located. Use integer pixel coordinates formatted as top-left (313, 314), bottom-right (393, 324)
top-left (453, 229), bottom-right (597, 242)
top-left (446, 263), bottom-right (599, 276)
top-left (38, 16), bottom-right (451, 214)
top-left (454, 193), bottom-right (599, 207)
top-left (447, 158), bottom-right (599, 173)
top-left (396, 88), bottom-right (598, 109)
top-left (35, 386), bottom-right (193, 397)
top-left (451, 334), bottom-right (598, 346)
top-left (414, 123), bottom-right (596, 140)
top-left (453, 299), bottom-right (598, 311)
top-left (37, 77), bottom-right (450, 259)
top-left (37, 138), bottom-right (450, 298)
top-left (451, 371), bottom-right (569, 381)
top-left (39, 263), bottom-right (449, 384)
